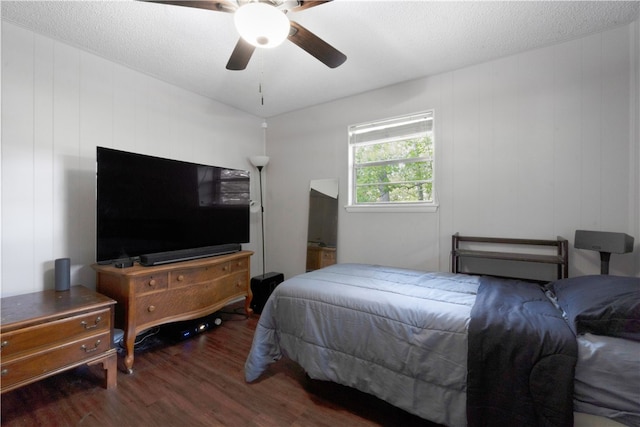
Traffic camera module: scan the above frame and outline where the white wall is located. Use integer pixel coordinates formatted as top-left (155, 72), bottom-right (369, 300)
top-left (266, 23), bottom-right (640, 280)
top-left (3, 21), bottom-right (638, 297)
top-left (1, 22), bottom-right (265, 297)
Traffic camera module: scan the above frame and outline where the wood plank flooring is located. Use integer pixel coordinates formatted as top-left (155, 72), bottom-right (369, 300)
top-left (1, 303), bottom-right (441, 427)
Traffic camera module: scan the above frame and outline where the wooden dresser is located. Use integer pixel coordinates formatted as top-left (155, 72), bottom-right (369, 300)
top-left (92, 250), bottom-right (253, 373)
top-left (306, 246), bottom-right (337, 271)
top-left (0, 286), bottom-right (117, 394)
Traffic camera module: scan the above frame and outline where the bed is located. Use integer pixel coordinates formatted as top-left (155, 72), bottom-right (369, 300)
top-left (244, 263), bottom-right (640, 427)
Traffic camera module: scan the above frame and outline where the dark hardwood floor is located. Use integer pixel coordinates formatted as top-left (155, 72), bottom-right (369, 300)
top-left (1, 302), bottom-right (441, 427)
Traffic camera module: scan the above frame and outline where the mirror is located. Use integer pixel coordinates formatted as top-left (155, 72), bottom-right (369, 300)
top-left (306, 179), bottom-right (339, 271)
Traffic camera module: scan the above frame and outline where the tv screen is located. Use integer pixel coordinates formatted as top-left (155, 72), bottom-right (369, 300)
top-left (96, 147), bottom-right (250, 263)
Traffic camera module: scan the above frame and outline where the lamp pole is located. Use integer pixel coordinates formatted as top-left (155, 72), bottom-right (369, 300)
top-left (249, 153), bottom-right (269, 278)
top-left (257, 165), bottom-right (265, 278)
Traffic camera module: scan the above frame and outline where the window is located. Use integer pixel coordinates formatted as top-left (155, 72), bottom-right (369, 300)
top-left (347, 111), bottom-right (436, 212)
top-left (197, 167), bottom-right (250, 206)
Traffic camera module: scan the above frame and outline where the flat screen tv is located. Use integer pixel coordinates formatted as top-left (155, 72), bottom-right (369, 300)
top-left (96, 147), bottom-right (250, 265)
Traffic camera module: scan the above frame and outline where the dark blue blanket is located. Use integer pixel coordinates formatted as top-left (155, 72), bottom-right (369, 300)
top-left (467, 277), bottom-right (578, 427)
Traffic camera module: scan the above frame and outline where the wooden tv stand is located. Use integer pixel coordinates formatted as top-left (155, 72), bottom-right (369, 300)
top-left (92, 250), bottom-right (253, 373)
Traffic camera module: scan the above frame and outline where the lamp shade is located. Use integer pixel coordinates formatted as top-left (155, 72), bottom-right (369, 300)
top-left (249, 155), bottom-right (270, 168)
top-left (234, 3), bottom-right (290, 48)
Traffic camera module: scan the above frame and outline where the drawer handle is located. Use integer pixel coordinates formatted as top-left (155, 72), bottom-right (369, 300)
top-left (149, 279), bottom-right (156, 286)
top-left (177, 275), bottom-right (184, 282)
top-left (1, 340), bottom-right (8, 348)
top-left (81, 316), bottom-right (102, 330)
top-left (223, 266), bottom-right (229, 272)
top-left (1, 369), bottom-right (7, 376)
top-left (81, 340), bottom-right (101, 353)
top-left (148, 305), bottom-right (156, 312)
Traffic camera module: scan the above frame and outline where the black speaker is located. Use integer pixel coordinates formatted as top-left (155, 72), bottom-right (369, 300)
top-left (251, 272), bottom-right (284, 314)
top-left (574, 230), bottom-right (634, 254)
top-left (55, 258), bottom-right (70, 292)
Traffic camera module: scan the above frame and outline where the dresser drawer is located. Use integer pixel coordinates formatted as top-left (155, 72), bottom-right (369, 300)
top-left (136, 283), bottom-right (221, 324)
top-left (169, 262), bottom-right (235, 288)
top-left (1, 308), bottom-right (111, 358)
top-left (323, 251), bottom-right (336, 262)
top-left (0, 331), bottom-right (111, 388)
top-left (133, 273), bottom-right (168, 295)
top-left (215, 271), bottom-right (249, 301)
top-left (229, 257), bottom-right (249, 273)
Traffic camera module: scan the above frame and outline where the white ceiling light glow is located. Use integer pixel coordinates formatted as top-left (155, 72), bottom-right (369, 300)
top-left (234, 3), bottom-right (290, 48)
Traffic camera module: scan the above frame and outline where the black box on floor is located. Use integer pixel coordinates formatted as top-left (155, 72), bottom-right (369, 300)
top-left (251, 272), bottom-right (284, 314)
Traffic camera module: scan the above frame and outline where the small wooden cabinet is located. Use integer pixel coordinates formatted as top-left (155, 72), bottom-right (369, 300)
top-left (0, 286), bottom-right (117, 394)
top-left (92, 251), bottom-right (253, 373)
top-left (306, 245), bottom-right (337, 271)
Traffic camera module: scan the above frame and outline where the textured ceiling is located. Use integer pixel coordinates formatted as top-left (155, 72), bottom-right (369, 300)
top-left (2, 1), bottom-right (639, 118)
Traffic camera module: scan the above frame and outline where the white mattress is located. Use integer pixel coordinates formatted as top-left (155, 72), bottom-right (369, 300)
top-left (574, 333), bottom-right (640, 427)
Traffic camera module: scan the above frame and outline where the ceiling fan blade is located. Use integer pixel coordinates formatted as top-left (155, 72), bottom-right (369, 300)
top-left (143, 0), bottom-right (237, 13)
top-left (226, 38), bottom-right (256, 70)
top-left (289, 1), bottom-right (332, 12)
top-left (288, 21), bottom-right (346, 68)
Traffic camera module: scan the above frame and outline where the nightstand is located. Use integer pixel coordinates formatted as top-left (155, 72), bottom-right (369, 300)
top-left (1, 285), bottom-right (117, 393)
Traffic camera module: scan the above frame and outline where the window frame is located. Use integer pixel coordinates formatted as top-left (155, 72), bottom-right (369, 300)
top-left (346, 111), bottom-right (438, 213)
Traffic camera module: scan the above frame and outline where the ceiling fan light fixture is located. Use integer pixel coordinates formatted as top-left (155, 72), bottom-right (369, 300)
top-left (234, 3), bottom-right (290, 49)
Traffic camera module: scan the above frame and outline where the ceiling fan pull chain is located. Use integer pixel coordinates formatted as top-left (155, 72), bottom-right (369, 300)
top-left (259, 52), bottom-right (265, 106)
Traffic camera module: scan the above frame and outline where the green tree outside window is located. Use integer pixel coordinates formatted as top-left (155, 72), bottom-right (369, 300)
top-left (349, 112), bottom-right (435, 206)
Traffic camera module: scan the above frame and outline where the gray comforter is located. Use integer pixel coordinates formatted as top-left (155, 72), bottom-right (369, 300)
top-left (245, 263), bottom-right (481, 427)
top-left (466, 276), bottom-right (577, 427)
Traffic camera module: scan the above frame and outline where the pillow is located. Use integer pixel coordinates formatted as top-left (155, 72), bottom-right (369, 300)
top-left (550, 275), bottom-right (640, 342)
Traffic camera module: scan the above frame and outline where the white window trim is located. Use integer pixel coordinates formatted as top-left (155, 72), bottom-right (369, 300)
top-left (345, 203), bottom-right (438, 213)
top-left (346, 110), bottom-right (438, 213)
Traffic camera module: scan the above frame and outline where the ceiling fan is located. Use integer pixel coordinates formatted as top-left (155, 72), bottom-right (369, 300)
top-left (145, 0), bottom-right (347, 71)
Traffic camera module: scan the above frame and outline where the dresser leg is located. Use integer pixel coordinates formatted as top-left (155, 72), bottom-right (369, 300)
top-left (87, 350), bottom-right (117, 389)
top-left (103, 352), bottom-right (117, 389)
top-left (244, 298), bottom-right (254, 317)
top-left (123, 331), bottom-right (136, 374)
top-left (124, 353), bottom-right (134, 374)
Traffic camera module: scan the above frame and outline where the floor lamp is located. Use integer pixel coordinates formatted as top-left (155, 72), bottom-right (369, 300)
top-left (248, 155), bottom-right (283, 314)
top-left (249, 155), bottom-right (269, 278)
